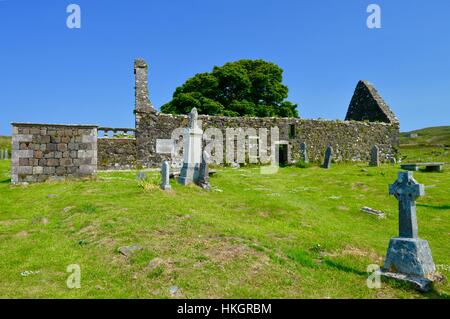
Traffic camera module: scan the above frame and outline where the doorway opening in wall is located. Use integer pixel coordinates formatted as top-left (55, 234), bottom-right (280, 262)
top-left (276, 144), bottom-right (288, 166)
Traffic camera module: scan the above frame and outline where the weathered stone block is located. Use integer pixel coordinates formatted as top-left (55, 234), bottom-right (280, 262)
top-left (33, 166), bottom-right (44, 175)
top-left (16, 150), bottom-right (34, 158)
top-left (60, 158), bottom-right (73, 167)
top-left (56, 166), bottom-right (66, 175)
top-left (43, 167), bottom-right (55, 174)
top-left (18, 166), bottom-right (32, 174)
top-left (61, 136), bottom-right (70, 144)
top-left (47, 158), bottom-right (59, 166)
top-left (12, 134), bottom-right (33, 143)
top-left (30, 128), bottom-right (40, 135)
top-left (383, 238), bottom-right (436, 277)
top-left (82, 135), bottom-right (96, 143)
top-left (68, 143), bottom-right (78, 151)
top-left (51, 136), bottom-right (60, 143)
top-left (78, 150), bottom-right (95, 158)
top-left (57, 144), bottom-right (68, 152)
top-left (45, 151), bottom-right (55, 158)
top-left (79, 165), bottom-right (96, 175)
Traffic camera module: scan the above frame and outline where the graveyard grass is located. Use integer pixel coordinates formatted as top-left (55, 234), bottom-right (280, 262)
top-left (0, 148), bottom-right (449, 298)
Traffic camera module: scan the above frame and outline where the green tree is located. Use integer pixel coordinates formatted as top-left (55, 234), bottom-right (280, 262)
top-left (161, 59), bottom-right (299, 117)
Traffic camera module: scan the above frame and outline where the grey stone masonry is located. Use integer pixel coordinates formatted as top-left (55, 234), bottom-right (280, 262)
top-left (135, 112), bottom-right (400, 168)
top-left (11, 123), bottom-right (98, 184)
top-left (133, 59), bottom-right (399, 168)
top-left (369, 145), bottom-right (380, 167)
top-left (322, 145), bottom-right (333, 169)
top-left (134, 59), bottom-right (155, 113)
top-left (345, 80), bottom-right (399, 125)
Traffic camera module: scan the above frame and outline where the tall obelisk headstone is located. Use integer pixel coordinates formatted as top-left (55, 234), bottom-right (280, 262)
top-left (381, 171), bottom-right (437, 291)
top-left (178, 108), bottom-right (203, 185)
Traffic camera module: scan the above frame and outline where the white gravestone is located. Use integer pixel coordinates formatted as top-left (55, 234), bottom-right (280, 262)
top-left (178, 108), bottom-right (203, 185)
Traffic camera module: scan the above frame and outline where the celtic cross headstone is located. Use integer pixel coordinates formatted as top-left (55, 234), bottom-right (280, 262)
top-left (381, 171), bottom-right (437, 291)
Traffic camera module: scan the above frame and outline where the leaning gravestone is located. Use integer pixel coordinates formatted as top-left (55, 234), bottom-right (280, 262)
top-left (322, 146), bottom-right (333, 169)
top-left (197, 150), bottom-right (211, 190)
top-left (369, 145), bottom-right (380, 167)
top-left (380, 171), bottom-right (437, 291)
top-left (179, 108), bottom-right (203, 185)
top-left (300, 142), bottom-right (309, 163)
top-left (160, 160), bottom-right (171, 190)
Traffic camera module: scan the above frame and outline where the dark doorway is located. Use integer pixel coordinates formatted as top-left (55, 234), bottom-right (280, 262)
top-left (276, 144), bottom-right (288, 166)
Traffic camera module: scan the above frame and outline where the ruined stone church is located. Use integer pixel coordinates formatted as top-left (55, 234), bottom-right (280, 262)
top-left (11, 59), bottom-right (399, 184)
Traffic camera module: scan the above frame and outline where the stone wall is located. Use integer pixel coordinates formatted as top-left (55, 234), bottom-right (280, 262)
top-left (132, 59), bottom-right (400, 168)
top-left (135, 111), bottom-right (400, 167)
top-left (345, 80), bottom-right (399, 125)
top-left (11, 123), bottom-right (98, 184)
top-left (98, 138), bottom-right (137, 170)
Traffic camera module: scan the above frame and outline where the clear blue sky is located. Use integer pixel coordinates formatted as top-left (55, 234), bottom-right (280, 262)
top-left (1, 0), bottom-right (449, 135)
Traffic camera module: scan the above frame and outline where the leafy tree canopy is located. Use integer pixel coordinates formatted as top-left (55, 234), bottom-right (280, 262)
top-left (161, 59), bottom-right (299, 117)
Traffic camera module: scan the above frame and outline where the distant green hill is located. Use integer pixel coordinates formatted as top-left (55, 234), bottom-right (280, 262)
top-left (400, 126), bottom-right (450, 147)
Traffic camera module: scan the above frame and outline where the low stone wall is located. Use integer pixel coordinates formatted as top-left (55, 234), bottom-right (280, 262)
top-left (98, 138), bottom-right (137, 170)
top-left (135, 111), bottom-right (400, 167)
top-left (11, 123), bottom-right (98, 184)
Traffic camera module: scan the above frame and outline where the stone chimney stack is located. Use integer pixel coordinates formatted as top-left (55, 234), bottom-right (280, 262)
top-left (134, 59), bottom-right (155, 113)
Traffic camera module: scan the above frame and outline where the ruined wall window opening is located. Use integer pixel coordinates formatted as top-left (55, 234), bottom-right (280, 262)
top-left (289, 124), bottom-right (296, 139)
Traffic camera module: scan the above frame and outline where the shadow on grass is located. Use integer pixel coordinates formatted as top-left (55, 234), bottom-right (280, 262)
top-left (417, 204), bottom-right (450, 210)
top-left (322, 259), bottom-right (367, 276)
top-left (0, 178), bottom-right (11, 184)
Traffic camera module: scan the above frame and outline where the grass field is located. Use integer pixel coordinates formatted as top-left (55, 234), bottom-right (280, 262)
top-left (0, 129), bottom-right (449, 299)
